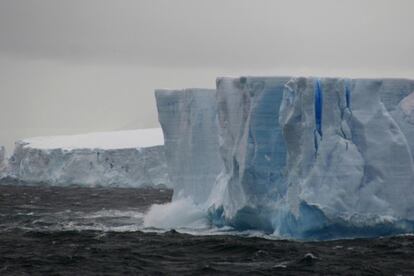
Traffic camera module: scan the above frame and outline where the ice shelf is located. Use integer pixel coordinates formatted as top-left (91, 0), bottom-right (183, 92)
top-left (5, 129), bottom-right (169, 188)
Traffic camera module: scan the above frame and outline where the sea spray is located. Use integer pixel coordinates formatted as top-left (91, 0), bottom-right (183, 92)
top-left (143, 198), bottom-right (209, 230)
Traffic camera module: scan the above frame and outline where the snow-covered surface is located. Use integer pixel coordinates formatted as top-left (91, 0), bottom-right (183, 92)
top-left (148, 76), bottom-right (414, 240)
top-left (6, 129), bottom-right (169, 187)
top-left (19, 128), bottom-right (164, 150)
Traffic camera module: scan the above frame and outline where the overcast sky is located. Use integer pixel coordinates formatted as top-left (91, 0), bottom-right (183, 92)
top-left (1, 0), bottom-right (414, 153)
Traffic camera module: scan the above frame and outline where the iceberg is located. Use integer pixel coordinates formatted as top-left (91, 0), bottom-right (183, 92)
top-left (0, 146), bottom-right (6, 178)
top-left (153, 76), bottom-right (414, 239)
top-left (7, 128), bottom-right (169, 187)
top-left (208, 77), bottom-right (291, 231)
top-left (274, 77), bottom-right (414, 239)
top-left (155, 89), bottom-right (223, 204)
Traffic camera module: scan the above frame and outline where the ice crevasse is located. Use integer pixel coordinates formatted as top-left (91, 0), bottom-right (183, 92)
top-left (150, 77), bottom-right (414, 240)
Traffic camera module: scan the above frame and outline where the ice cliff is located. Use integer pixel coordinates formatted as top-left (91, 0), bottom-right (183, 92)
top-left (155, 89), bottom-right (223, 204)
top-left (7, 129), bottom-right (169, 187)
top-left (153, 77), bottom-right (414, 239)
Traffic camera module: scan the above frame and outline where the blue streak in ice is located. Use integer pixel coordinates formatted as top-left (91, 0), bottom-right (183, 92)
top-left (345, 82), bottom-right (351, 110)
top-left (314, 79), bottom-right (323, 138)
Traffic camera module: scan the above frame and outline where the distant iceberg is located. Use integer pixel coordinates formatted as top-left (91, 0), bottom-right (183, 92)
top-left (0, 146), bottom-right (6, 178)
top-left (152, 76), bottom-right (414, 240)
top-left (5, 128), bottom-right (169, 188)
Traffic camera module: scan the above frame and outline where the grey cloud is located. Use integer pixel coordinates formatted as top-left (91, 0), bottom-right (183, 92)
top-left (1, 0), bottom-right (414, 69)
top-left (1, 0), bottom-right (414, 153)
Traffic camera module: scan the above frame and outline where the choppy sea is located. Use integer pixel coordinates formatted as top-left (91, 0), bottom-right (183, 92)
top-left (0, 181), bottom-right (413, 275)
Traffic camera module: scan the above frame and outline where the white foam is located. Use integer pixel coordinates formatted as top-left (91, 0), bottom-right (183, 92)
top-left (82, 209), bottom-right (145, 220)
top-left (143, 198), bottom-right (209, 230)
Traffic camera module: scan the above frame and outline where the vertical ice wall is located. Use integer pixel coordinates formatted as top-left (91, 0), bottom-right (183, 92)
top-left (212, 77), bottom-right (290, 231)
top-left (152, 76), bottom-right (414, 239)
top-left (382, 80), bottom-right (414, 160)
top-left (155, 89), bottom-right (223, 204)
top-left (6, 129), bottom-right (169, 187)
top-left (8, 144), bottom-right (168, 187)
top-left (213, 76), bottom-right (414, 238)
top-left (277, 78), bottom-right (414, 238)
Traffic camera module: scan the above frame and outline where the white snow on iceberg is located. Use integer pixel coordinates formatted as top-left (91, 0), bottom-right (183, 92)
top-left (16, 128), bottom-right (164, 150)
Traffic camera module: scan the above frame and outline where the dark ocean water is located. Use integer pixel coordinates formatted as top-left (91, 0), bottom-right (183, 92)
top-left (0, 182), bottom-right (414, 275)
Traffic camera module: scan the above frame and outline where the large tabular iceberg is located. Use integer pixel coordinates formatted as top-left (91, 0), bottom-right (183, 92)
top-left (7, 129), bottom-right (169, 187)
top-left (152, 76), bottom-right (414, 239)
